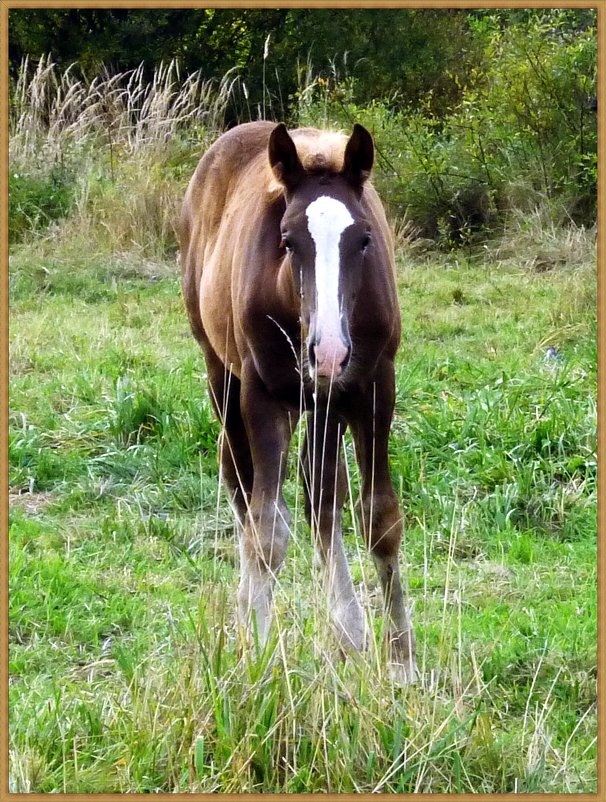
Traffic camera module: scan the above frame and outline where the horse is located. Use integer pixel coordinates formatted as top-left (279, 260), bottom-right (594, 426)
top-left (180, 121), bottom-right (417, 682)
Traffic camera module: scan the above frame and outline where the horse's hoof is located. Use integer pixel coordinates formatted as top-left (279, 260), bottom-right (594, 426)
top-left (336, 628), bottom-right (367, 656)
top-left (389, 659), bottom-right (419, 686)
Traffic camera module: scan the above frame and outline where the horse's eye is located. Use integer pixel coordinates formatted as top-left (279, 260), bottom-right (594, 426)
top-left (280, 236), bottom-right (293, 253)
top-left (361, 234), bottom-right (371, 251)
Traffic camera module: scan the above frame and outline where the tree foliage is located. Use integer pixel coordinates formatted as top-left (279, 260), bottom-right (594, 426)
top-left (296, 10), bottom-right (597, 236)
top-left (9, 9), bottom-right (480, 117)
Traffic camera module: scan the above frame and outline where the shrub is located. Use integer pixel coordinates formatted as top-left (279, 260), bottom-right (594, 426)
top-left (295, 11), bottom-right (597, 245)
top-left (9, 166), bottom-right (77, 243)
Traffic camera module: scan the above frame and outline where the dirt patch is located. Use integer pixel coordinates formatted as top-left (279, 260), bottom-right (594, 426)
top-left (9, 491), bottom-right (55, 516)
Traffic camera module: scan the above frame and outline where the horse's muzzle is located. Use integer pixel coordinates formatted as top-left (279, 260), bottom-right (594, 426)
top-left (308, 335), bottom-right (351, 380)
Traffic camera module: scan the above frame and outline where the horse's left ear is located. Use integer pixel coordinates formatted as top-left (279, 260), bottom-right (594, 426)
top-left (342, 124), bottom-right (374, 187)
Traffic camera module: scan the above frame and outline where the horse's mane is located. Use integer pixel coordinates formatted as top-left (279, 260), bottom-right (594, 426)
top-left (264, 129), bottom-right (350, 200)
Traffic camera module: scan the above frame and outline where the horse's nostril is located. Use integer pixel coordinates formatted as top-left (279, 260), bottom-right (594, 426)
top-left (308, 342), bottom-right (316, 367)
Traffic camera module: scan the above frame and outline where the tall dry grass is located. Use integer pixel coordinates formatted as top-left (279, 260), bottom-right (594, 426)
top-left (10, 55), bottom-right (235, 162)
top-left (9, 57), bottom-right (237, 254)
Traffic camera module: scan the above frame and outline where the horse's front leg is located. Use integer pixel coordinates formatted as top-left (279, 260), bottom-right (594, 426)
top-left (347, 358), bottom-right (418, 683)
top-left (238, 359), bottom-right (294, 647)
top-left (302, 406), bottom-right (366, 653)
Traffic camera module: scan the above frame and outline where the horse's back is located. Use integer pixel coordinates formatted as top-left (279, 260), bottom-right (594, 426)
top-left (182, 122), bottom-right (275, 232)
top-left (180, 122), bottom-right (277, 365)
top-left (180, 121), bottom-right (275, 273)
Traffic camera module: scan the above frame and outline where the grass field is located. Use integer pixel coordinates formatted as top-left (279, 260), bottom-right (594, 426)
top-left (8, 204), bottom-right (597, 792)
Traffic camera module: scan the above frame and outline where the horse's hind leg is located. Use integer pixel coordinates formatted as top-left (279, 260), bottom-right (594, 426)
top-left (302, 407), bottom-right (366, 653)
top-left (346, 357), bottom-right (417, 683)
top-left (204, 350), bottom-right (254, 529)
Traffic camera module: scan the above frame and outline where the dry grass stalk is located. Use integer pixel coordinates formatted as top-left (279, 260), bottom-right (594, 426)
top-left (10, 56), bottom-right (236, 168)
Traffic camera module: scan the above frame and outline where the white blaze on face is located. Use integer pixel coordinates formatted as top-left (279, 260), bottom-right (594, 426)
top-left (305, 196), bottom-right (354, 378)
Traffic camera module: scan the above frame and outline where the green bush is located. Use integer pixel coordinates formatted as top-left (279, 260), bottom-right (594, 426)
top-left (296, 11), bottom-right (597, 246)
top-left (9, 165), bottom-right (77, 243)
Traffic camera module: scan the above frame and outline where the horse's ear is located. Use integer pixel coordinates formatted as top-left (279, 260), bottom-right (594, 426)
top-left (342, 123), bottom-right (374, 187)
top-left (269, 123), bottom-right (305, 191)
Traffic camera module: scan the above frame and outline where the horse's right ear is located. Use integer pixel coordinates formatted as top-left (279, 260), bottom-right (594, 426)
top-left (269, 124), bottom-right (305, 192)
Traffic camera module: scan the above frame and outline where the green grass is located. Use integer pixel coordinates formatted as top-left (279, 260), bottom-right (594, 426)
top-left (8, 230), bottom-right (596, 792)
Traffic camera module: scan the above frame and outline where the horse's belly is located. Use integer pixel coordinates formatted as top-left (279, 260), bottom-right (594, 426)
top-left (199, 252), bottom-right (242, 377)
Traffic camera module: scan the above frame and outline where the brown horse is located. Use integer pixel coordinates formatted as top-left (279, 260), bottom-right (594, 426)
top-left (180, 121), bottom-right (417, 682)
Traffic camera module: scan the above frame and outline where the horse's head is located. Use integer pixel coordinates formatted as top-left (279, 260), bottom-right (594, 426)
top-left (269, 123), bottom-right (374, 385)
